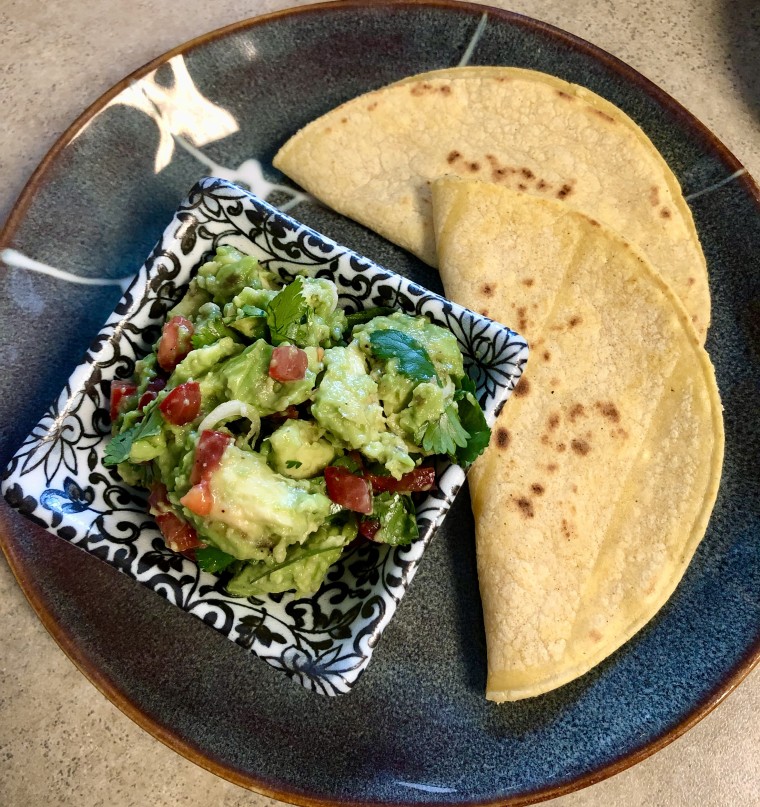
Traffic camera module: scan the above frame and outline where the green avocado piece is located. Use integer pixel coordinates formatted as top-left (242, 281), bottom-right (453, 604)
top-left (225, 519), bottom-right (356, 598)
top-left (221, 340), bottom-right (318, 416)
top-left (194, 446), bottom-right (333, 561)
top-left (268, 420), bottom-right (335, 479)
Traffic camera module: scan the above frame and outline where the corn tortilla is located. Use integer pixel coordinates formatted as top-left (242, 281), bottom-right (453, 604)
top-left (274, 67), bottom-right (710, 341)
top-left (432, 177), bottom-right (723, 701)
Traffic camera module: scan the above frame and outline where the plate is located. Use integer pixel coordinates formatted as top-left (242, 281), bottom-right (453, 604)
top-left (1, 177), bottom-right (526, 695)
top-left (1, 1), bottom-right (758, 804)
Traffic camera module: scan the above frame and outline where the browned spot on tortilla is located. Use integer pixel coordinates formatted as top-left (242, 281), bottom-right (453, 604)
top-left (557, 183), bottom-right (573, 199)
top-left (613, 427), bottom-right (629, 439)
top-left (591, 108), bottom-right (615, 123)
top-left (447, 150), bottom-right (461, 164)
top-left (341, 117), bottom-right (348, 124)
top-left (516, 306), bottom-right (529, 331)
top-left (589, 218), bottom-right (600, 227)
top-left (542, 350), bottom-right (551, 362)
top-left (513, 377), bottom-right (530, 397)
top-left (649, 186), bottom-right (660, 206)
top-left (547, 463), bottom-right (558, 473)
top-left (548, 413), bottom-right (560, 430)
top-left (480, 282), bottom-right (495, 296)
top-left (522, 277), bottom-right (534, 287)
top-left (571, 484), bottom-right (578, 493)
top-left (516, 497), bottom-right (535, 518)
top-left (561, 518), bottom-right (572, 538)
top-left (557, 90), bottom-right (573, 100)
top-left (468, 161), bottom-right (480, 172)
top-left (540, 434), bottom-right (549, 445)
top-left (325, 126), bottom-right (333, 134)
top-left (440, 85), bottom-right (452, 95)
top-left (568, 315), bottom-right (582, 328)
top-left (410, 82), bottom-right (433, 96)
top-left (595, 401), bottom-right (620, 422)
top-left (521, 168), bottom-right (535, 179)
top-left (367, 101), bottom-right (378, 111)
top-left (660, 207), bottom-right (672, 219)
top-left (589, 629), bottom-right (603, 641)
top-left (518, 183), bottom-right (527, 191)
top-left (687, 276), bottom-right (696, 286)
top-left (537, 179), bottom-right (549, 191)
top-left (495, 428), bottom-right (510, 449)
top-left (531, 483), bottom-right (545, 495)
top-left (479, 308), bottom-right (489, 317)
top-left (571, 438), bottom-right (591, 456)
top-left (569, 403), bottom-right (586, 422)
top-left (556, 442), bottom-right (567, 452)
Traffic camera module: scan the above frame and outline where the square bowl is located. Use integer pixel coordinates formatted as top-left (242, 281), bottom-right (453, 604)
top-left (2, 177), bottom-right (528, 694)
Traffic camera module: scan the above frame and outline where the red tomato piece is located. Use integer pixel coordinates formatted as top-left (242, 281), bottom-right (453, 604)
top-left (159, 381), bottom-right (201, 425)
top-left (268, 405), bottom-right (300, 423)
top-left (367, 467), bottom-right (436, 494)
top-left (358, 518), bottom-right (381, 541)
top-left (109, 380), bottom-right (137, 421)
top-left (180, 480), bottom-right (213, 516)
top-left (157, 316), bottom-right (195, 372)
top-left (269, 345), bottom-right (309, 382)
top-left (155, 511), bottom-right (202, 553)
top-left (190, 430), bottom-right (232, 485)
top-left (147, 483), bottom-right (172, 516)
top-left (324, 466), bottom-right (373, 515)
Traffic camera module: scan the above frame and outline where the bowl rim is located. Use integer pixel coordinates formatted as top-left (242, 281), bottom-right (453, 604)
top-left (1, 1), bottom-right (759, 806)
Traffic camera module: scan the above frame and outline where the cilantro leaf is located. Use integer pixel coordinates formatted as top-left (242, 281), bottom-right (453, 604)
top-left (422, 403), bottom-right (470, 457)
top-left (285, 459), bottom-right (303, 469)
top-left (103, 427), bottom-right (138, 466)
top-left (370, 492), bottom-right (419, 546)
top-left (455, 390), bottom-right (492, 466)
top-left (195, 546), bottom-right (238, 573)
top-left (368, 329), bottom-right (438, 384)
top-left (345, 306), bottom-right (395, 332)
top-left (266, 276), bottom-right (307, 345)
top-left (103, 408), bottom-right (163, 467)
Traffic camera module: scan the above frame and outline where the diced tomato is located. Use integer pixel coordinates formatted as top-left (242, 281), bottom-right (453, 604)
top-left (269, 345), bottom-right (308, 382)
top-left (190, 430), bottom-right (232, 485)
top-left (159, 381), bottom-right (201, 425)
top-left (157, 316), bottom-right (195, 372)
top-left (109, 380), bottom-right (137, 421)
top-left (324, 466), bottom-right (373, 515)
top-left (180, 480), bottom-right (213, 516)
top-left (147, 483), bottom-right (172, 516)
top-left (155, 511), bottom-right (202, 553)
top-left (148, 483), bottom-right (202, 553)
top-left (268, 405), bottom-right (300, 423)
top-left (138, 377), bottom-right (167, 411)
top-left (367, 466), bottom-right (436, 494)
top-left (358, 518), bottom-right (381, 541)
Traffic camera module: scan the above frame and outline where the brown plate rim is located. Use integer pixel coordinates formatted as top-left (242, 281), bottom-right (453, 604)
top-left (1, 1), bottom-right (759, 806)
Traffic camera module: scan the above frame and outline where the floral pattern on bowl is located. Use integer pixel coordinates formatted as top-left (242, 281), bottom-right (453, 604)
top-left (2, 177), bottom-right (528, 695)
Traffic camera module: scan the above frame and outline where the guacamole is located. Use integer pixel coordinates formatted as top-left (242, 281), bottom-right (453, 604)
top-left (105, 246), bottom-right (490, 597)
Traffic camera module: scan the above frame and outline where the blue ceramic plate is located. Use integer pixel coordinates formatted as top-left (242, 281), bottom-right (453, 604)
top-left (0, 1), bottom-right (758, 805)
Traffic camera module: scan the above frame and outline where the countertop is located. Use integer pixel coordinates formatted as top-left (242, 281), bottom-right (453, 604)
top-left (1, 1), bottom-right (758, 805)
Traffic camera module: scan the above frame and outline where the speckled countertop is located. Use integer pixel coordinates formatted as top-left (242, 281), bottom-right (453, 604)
top-left (1, 1), bottom-right (758, 805)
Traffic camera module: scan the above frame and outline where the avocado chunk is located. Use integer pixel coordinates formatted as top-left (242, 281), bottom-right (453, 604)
top-left (201, 445), bottom-right (334, 562)
top-left (268, 420), bottom-right (335, 479)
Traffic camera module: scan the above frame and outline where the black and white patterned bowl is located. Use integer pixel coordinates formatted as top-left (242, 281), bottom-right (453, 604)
top-left (1, 177), bottom-right (528, 695)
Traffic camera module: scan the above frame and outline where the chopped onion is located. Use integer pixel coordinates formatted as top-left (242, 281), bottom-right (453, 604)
top-left (198, 400), bottom-right (261, 443)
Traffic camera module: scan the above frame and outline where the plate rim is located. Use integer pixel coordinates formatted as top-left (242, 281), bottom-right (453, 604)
top-left (1, 1), bottom-right (759, 805)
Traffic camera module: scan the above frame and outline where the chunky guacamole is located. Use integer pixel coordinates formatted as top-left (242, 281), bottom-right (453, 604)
top-left (105, 246), bottom-right (490, 597)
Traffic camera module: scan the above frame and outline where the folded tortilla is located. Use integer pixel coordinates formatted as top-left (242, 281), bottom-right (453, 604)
top-left (432, 177), bottom-right (723, 701)
top-left (274, 66), bottom-right (710, 341)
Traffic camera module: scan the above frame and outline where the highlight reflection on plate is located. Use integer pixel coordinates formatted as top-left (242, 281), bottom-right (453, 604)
top-left (1, 2), bottom-right (758, 806)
